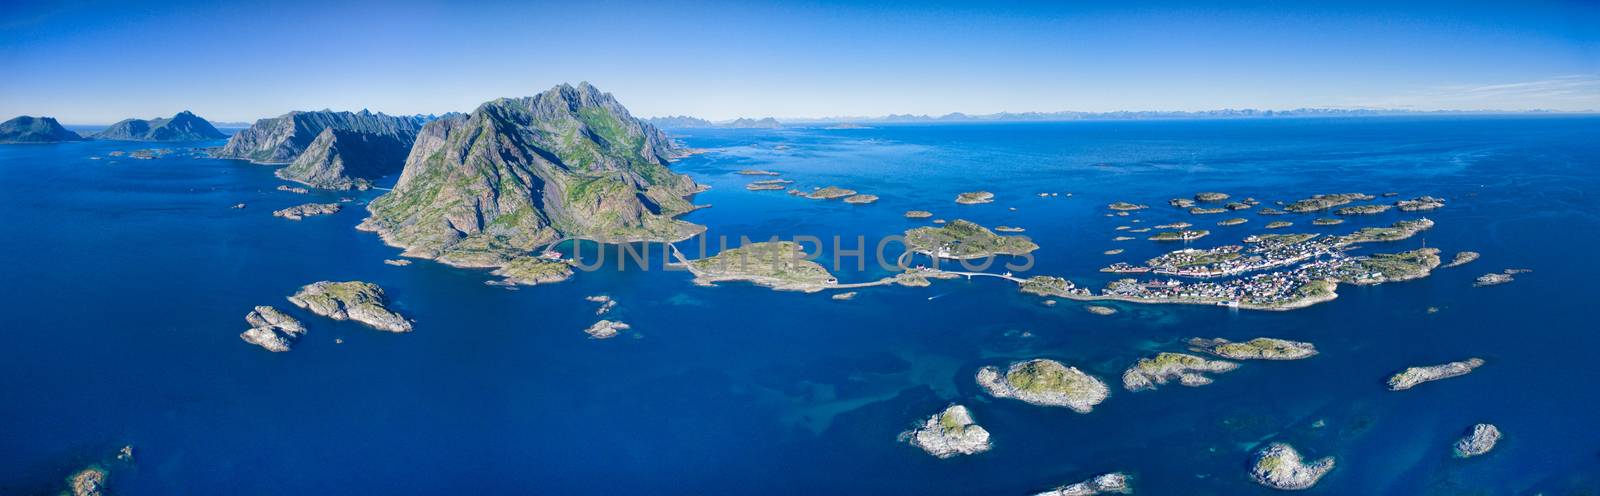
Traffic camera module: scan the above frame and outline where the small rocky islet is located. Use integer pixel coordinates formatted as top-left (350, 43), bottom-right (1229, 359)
top-left (1121, 352), bottom-right (1238, 391)
top-left (272, 202), bottom-right (341, 220)
top-left (1250, 442), bottom-right (1335, 490)
top-left (1387, 357), bottom-right (1484, 390)
top-left (240, 305), bottom-right (306, 352)
top-left (1188, 337), bottom-right (1317, 360)
top-left (1454, 423), bottom-right (1501, 458)
top-left (956, 191), bottom-right (995, 204)
top-left (288, 281), bottom-right (411, 333)
top-left (1031, 472), bottom-right (1132, 495)
top-left (977, 359), bottom-right (1110, 413)
top-left (900, 404), bottom-right (992, 458)
top-left (584, 320), bottom-right (631, 339)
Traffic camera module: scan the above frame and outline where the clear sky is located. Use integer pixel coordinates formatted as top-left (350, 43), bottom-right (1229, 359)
top-left (2, 0), bottom-right (1596, 123)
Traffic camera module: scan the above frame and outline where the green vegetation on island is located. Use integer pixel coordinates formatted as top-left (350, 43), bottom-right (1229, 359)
top-left (1251, 443), bottom-right (1335, 490)
top-left (1189, 337), bottom-right (1317, 360)
top-left (1195, 192), bottom-right (1230, 202)
top-left (288, 281), bottom-right (412, 332)
top-left (904, 219), bottom-right (1039, 259)
top-left (977, 359), bottom-right (1111, 413)
top-left (359, 83), bottom-right (704, 274)
top-left (1149, 230), bottom-right (1209, 241)
top-left (687, 241), bottom-right (836, 292)
top-left (1121, 352), bottom-right (1238, 391)
top-left (1397, 196), bottom-right (1446, 211)
top-left (957, 191), bottom-right (995, 204)
top-left (1285, 192), bottom-right (1374, 212)
top-left (1443, 251), bottom-right (1480, 268)
top-left (1335, 204), bottom-right (1392, 215)
top-left (490, 256), bottom-right (574, 285)
top-left (272, 202), bottom-right (341, 220)
top-left (1312, 218), bottom-right (1344, 226)
top-left (1108, 201), bottom-right (1148, 211)
top-left (900, 404), bottom-right (992, 458)
top-left (1218, 217), bottom-right (1247, 226)
top-left (807, 186), bottom-right (857, 199)
top-left (1388, 357), bottom-right (1484, 390)
top-left (1333, 218), bottom-right (1434, 244)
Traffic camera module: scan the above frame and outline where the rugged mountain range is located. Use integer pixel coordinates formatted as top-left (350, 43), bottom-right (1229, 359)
top-left (360, 82), bottom-right (703, 268)
top-left (92, 111), bottom-right (226, 141)
top-left (218, 110), bottom-right (423, 189)
top-left (0, 116), bottom-right (84, 143)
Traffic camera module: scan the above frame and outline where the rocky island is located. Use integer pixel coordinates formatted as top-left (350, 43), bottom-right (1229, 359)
top-left (1251, 443), bottom-right (1335, 490)
top-left (745, 179), bottom-right (791, 191)
top-left (900, 404), bottom-right (992, 458)
top-left (272, 202), bottom-right (341, 220)
top-left (977, 359), bottom-right (1110, 413)
top-left (0, 115), bottom-right (84, 143)
top-left (1189, 337), bottom-right (1317, 360)
top-left (1121, 352), bottom-right (1238, 391)
top-left (584, 320), bottom-right (630, 339)
top-left (490, 256), bottom-right (573, 285)
top-left (904, 210), bottom-right (934, 219)
top-left (1454, 423), bottom-right (1501, 458)
top-left (1195, 191), bottom-right (1230, 202)
top-left (359, 83), bottom-right (704, 276)
top-left (92, 111), bottom-right (225, 141)
top-left (904, 219), bottom-right (1039, 259)
top-left (240, 305), bottom-right (307, 352)
top-left (67, 466), bottom-right (109, 496)
top-left (956, 191), bottom-right (995, 204)
top-left (686, 241), bottom-right (835, 292)
top-left (1149, 229), bottom-right (1209, 241)
top-left (807, 186), bottom-right (857, 199)
top-left (1031, 473), bottom-right (1131, 496)
top-left (1397, 196), bottom-right (1446, 211)
top-left (1108, 201), bottom-right (1148, 211)
top-left (288, 281), bottom-right (412, 332)
top-left (1335, 204), bottom-right (1392, 215)
top-left (1443, 251), bottom-right (1480, 268)
top-left (843, 193), bottom-right (879, 204)
top-left (1285, 192), bottom-right (1373, 213)
top-left (1218, 217), bottom-right (1247, 226)
top-left (1387, 357), bottom-right (1484, 390)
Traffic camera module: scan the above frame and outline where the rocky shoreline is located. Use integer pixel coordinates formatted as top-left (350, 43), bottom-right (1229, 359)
top-left (288, 281), bottom-right (412, 332)
top-left (1251, 442), bottom-right (1334, 490)
top-left (1387, 357), bottom-right (1484, 390)
top-left (977, 359), bottom-right (1109, 413)
top-left (1121, 352), bottom-right (1238, 391)
top-left (900, 404), bottom-right (992, 458)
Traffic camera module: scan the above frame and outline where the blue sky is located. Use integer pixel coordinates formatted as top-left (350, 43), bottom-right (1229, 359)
top-left (2, 0), bottom-right (1596, 123)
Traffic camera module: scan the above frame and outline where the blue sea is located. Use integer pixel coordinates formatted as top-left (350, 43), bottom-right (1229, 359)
top-left (3, 117), bottom-right (1598, 494)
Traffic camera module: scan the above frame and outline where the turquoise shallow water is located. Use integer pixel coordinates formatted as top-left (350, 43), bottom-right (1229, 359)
top-left (2, 117), bottom-right (1598, 494)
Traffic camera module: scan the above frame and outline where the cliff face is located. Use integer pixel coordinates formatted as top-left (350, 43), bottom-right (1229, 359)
top-left (361, 82), bottom-right (703, 268)
top-left (92, 111), bottom-right (226, 141)
top-left (275, 127), bottom-right (415, 190)
top-left (0, 116), bottom-right (84, 143)
top-left (217, 110), bottom-right (421, 165)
